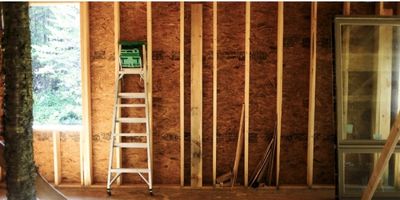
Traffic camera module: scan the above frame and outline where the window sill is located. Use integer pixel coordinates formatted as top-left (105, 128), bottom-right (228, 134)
top-left (33, 124), bottom-right (82, 132)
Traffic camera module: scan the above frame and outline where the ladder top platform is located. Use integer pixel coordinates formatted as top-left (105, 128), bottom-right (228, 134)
top-left (119, 41), bottom-right (146, 47)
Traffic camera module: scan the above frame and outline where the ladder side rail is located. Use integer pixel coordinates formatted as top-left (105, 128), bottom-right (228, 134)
top-left (107, 44), bottom-right (123, 190)
top-left (107, 75), bottom-right (123, 190)
top-left (142, 44), bottom-right (153, 190)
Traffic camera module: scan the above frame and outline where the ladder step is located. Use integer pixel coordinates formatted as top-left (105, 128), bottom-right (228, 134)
top-left (110, 168), bottom-right (149, 173)
top-left (119, 68), bottom-right (143, 75)
top-left (118, 104), bottom-right (146, 108)
top-left (117, 117), bottom-right (147, 123)
top-left (118, 93), bottom-right (146, 99)
top-left (113, 133), bottom-right (147, 137)
top-left (114, 142), bottom-right (147, 148)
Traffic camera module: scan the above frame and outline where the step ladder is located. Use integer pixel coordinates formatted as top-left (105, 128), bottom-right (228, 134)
top-left (106, 42), bottom-right (153, 195)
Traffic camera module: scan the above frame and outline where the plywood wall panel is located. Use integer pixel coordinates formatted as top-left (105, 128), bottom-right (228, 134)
top-left (60, 131), bottom-right (80, 183)
top-left (33, 131), bottom-right (54, 182)
top-left (216, 2), bottom-right (246, 185)
top-left (248, 2), bottom-right (277, 183)
top-left (201, 2), bottom-right (214, 186)
top-left (152, 2), bottom-right (181, 185)
top-left (351, 2), bottom-right (375, 15)
top-left (280, 2), bottom-right (310, 185)
top-left (89, 2), bottom-right (115, 183)
top-left (183, 3), bottom-right (191, 185)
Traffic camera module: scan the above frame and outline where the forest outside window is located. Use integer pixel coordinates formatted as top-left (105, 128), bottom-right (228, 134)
top-left (29, 3), bottom-right (82, 126)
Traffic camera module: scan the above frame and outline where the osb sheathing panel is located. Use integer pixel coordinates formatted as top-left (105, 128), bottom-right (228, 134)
top-left (89, 2), bottom-right (115, 183)
top-left (33, 131), bottom-right (54, 182)
top-left (248, 2), bottom-right (277, 183)
top-left (314, 3), bottom-right (341, 185)
top-left (201, 2), bottom-right (213, 186)
top-left (60, 131), bottom-right (80, 183)
top-left (280, 2), bottom-right (310, 185)
top-left (183, 3), bottom-right (191, 185)
top-left (34, 130), bottom-right (81, 184)
top-left (216, 2), bottom-right (246, 185)
top-left (151, 2), bottom-right (180, 185)
top-left (351, 2), bottom-right (375, 15)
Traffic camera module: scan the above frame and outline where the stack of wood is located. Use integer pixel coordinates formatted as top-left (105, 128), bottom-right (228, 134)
top-left (249, 124), bottom-right (277, 188)
top-left (216, 105), bottom-right (277, 188)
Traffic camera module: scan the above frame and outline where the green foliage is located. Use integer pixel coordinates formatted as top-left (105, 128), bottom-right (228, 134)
top-left (29, 4), bottom-right (82, 125)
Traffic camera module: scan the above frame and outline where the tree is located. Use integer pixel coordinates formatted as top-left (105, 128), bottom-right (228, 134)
top-left (2, 3), bottom-right (37, 199)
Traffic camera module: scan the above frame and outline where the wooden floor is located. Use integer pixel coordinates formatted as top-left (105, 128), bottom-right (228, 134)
top-left (0, 187), bottom-right (335, 200)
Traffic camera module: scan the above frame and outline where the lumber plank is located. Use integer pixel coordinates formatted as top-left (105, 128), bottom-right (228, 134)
top-left (79, 2), bottom-right (92, 186)
top-left (232, 104), bottom-right (245, 187)
top-left (307, 2), bottom-right (317, 188)
top-left (147, 1), bottom-right (153, 183)
top-left (256, 136), bottom-right (275, 183)
top-left (276, 2), bottom-right (284, 189)
top-left (244, 1), bottom-right (250, 187)
top-left (212, 1), bottom-right (218, 186)
top-left (249, 134), bottom-right (274, 187)
top-left (216, 171), bottom-right (232, 184)
top-left (373, 1), bottom-right (392, 143)
top-left (180, 1), bottom-right (185, 187)
top-left (113, 1), bottom-right (122, 185)
top-left (190, 4), bottom-right (203, 187)
top-left (361, 113), bottom-right (400, 200)
top-left (268, 133), bottom-right (277, 186)
top-left (53, 131), bottom-right (61, 185)
top-left (343, 2), bottom-right (350, 15)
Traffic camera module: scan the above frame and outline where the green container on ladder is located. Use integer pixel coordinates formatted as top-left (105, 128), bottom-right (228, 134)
top-left (119, 41), bottom-right (146, 68)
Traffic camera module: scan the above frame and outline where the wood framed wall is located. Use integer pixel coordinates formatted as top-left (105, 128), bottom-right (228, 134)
top-left (28, 2), bottom-right (355, 188)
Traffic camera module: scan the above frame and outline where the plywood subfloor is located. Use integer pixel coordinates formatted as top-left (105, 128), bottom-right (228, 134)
top-left (0, 187), bottom-right (335, 200)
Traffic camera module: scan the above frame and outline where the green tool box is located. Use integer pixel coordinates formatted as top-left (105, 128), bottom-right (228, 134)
top-left (119, 41), bottom-right (146, 68)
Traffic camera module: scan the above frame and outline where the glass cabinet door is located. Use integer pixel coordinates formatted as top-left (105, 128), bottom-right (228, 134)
top-left (336, 17), bottom-right (400, 199)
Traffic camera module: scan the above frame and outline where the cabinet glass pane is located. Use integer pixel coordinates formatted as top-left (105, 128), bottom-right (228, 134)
top-left (344, 153), bottom-right (400, 194)
top-left (340, 24), bottom-right (400, 141)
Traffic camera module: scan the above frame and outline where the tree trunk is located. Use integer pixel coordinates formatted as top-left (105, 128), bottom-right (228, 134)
top-left (2, 3), bottom-right (37, 200)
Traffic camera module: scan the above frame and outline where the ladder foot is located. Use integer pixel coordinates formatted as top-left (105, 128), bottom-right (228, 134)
top-left (149, 189), bottom-right (153, 196)
top-left (107, 189), bottom-right (112, 196)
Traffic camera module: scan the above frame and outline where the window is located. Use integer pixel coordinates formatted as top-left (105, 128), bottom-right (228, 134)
top-left (335, 17), bottom-right (400, 198)
top-left (29, 4), bottom-right (82, 125)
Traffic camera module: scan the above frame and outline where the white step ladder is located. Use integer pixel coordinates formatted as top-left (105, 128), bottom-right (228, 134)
top-left (106, 43), bottom-right (153, 195)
